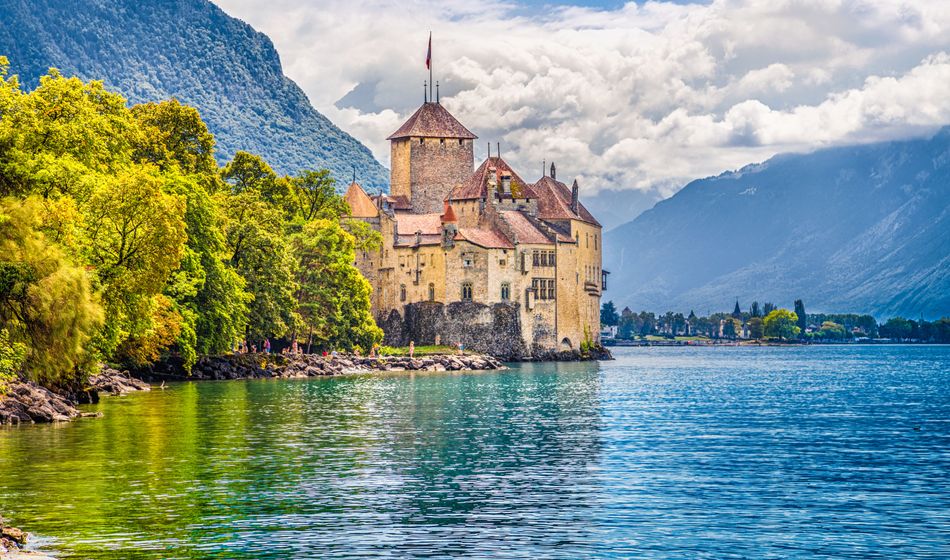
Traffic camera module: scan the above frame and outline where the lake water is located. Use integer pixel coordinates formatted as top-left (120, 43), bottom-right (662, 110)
top-left (1, 346), bottom-right (948, 559)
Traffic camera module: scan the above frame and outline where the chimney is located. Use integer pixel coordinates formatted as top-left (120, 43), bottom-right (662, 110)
top-left (550, 162), bottom-right (556, 180)
top-left (415, 230), bottom-right (422, 246)
top-left (570, 179), bottom-right (579, 214)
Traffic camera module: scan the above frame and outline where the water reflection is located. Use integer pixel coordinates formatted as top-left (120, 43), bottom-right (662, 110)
top-left (0, 363), bottom-right (605, 559)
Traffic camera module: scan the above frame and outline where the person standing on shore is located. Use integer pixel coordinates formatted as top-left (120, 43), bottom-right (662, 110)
top-left (409, 341), bottom-right (415, 358)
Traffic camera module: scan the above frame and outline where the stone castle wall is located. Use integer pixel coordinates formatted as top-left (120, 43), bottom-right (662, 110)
top-left (397, 137), bottom-right (474, 214)
top-left (379, 301), bottom-right (528, 360)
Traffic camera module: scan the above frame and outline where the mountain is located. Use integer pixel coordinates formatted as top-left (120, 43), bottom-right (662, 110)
top-left (581, 187), bottom-right (664, 232)
top-left (605, 128), bottom-right (950, 319)
top-left (0, 0), bottom-right (389, 190)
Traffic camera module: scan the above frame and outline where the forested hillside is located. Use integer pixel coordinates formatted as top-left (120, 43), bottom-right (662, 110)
top-left (0, 0), bottom-right (389, 190)
top-left (605, 129), bottom-right (950, 319)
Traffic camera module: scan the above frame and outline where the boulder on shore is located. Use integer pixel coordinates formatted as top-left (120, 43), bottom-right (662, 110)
top-left (0, 382), bottom-right (81, 425)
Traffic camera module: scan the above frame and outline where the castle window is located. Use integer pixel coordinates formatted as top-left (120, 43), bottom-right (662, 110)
top-left (501, 283), bottom-right (510, 301)
top-left (531, 278), bottom-right (555, 300)
top-left (440, 138), bottom-right (445, 145)
top-left (532, 250), bottom-right (540, 267)
top-left (461, 282), bottom-right (473, 301)
top-left (419, 138), bottom-right (424, 145)
top-left (499, 258), bottom-right (506, 267)
top-left (400, 284), bottom-right (407, 302)
top-left (462, 253), bottom-right (474, 268)
top-left (594, 234), bottom-right (598, 250)
top-left (428, 283), bottom-right (435, 302)
top-left (458, 139), bottom-right (463, 146)
top-left (549, 251), bottom-right (556, 267)
top-left (586, 233), bottom-right (589, 248)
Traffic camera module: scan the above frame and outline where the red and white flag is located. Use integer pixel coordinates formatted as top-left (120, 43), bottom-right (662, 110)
top-left (425, 32), bottom-right (432, 70)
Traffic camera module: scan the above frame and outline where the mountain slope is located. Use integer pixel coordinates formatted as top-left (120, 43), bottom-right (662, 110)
top-left (0, 0), bottom-right (389, 190)
top-left (605, 129), bottom-right (950, 319)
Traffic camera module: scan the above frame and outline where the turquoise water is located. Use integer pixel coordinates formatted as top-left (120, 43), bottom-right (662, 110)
top-left (1, 345), bottom-right (948, 558)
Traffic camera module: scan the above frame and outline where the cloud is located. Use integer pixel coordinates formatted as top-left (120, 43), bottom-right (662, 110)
top-left (212, 0), bottom-right (950, 194)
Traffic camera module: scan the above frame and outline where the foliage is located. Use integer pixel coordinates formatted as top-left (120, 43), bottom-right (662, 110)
top-left (600, 301), bottom-right (619, 327)
top-left (0, 64), bottom-right (385, 384)
top-left (0, 197), bottom-right (103, 388)
top-left (817, 321), bottom-right (846, 340)
top-left (0, 327), bottom-right (27, 393)
top-left (747, 317), bottom-right (764, 339)
top-left (763, 309), bottom-right (800, 340)
top-left (293, 219), bottom-right (382, 352)
top-left (794, 299), bottom-right (807, 339)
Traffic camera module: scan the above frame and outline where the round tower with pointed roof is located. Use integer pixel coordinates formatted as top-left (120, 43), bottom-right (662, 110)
top-left (388, 101), bottom-right (477, 214)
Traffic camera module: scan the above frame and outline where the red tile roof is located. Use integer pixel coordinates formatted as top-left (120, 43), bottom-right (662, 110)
top-left (532, 176), bottom-right (601, 227)
top-left (499, 210), bottom-right (554, 245)
top-left (387, 102), bottom-right (478, 140)
top-left (449, 157), bottom-right (538, 201)
top-left (456, 227), bottom-right (514, 249)
top-left (440, 201), bottom-right (458, 223)
top-left (395, 213), bottom-right (443, 235)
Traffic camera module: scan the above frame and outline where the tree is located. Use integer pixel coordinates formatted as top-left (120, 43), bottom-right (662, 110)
top-left (748, 317), bottom-right (764, 339)
top-left (131, 99), bottom-right (217, 176)
top-left (292, 169), bottom-right (347, 222)
top-left (292, 219), bottom-right (382, 351)
top-left (818, 321), bottom-right (846, 340)
top-left (81, 166), bottom-right (188, 363)
top-left (601, 301), bottom-right (619, 327)
top-left (0, 197), bottom-right (103, 388)
top-left (220, 189), bottom-right (299, 342)
top-left (0, 327), bottom-right (26, 394)
top-left (794, 299), bottom-right (807, 338)
top-left (221, 151), bottom-right (292, 209)
top-left (750, 301), bottom-right (761, 318)
top-left (880, 317), bottom-right (913, 340)
top-left (763, 309), bottom-right (800, 340)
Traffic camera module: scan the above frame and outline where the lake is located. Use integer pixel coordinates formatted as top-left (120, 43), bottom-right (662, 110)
top-left (1, 345), bottom-right (948, 559)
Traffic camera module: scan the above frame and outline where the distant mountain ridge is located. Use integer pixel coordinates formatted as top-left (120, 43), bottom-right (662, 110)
top-left (605, 128), bottom-right (950, 319)
top-left (0, 0), bottom-right (389, 190)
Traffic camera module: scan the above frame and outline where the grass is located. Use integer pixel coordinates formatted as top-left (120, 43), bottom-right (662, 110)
top-left (378, 345), bottom-right (467, 357)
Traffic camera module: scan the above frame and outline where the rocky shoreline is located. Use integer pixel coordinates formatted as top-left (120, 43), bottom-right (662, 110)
top-left (0, 368), bottom-right (149, 425)
top-left (135, 352), bottom-right (507, 382)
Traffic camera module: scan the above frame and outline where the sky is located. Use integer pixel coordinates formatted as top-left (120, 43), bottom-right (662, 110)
top-left (212, 0), bottom-right (950, 197)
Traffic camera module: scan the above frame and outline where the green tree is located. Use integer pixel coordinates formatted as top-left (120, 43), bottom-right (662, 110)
top-left (0, 327), bottom-right (27, 394)
top-left (763, 309), bottom-right (800, 340)
top-left (221, 151), bottom-right (292, 208)
top-left (131, 99), bottom-right (217, 176)
top-left (880, 317), bottom-right (913, 340)
top-left (818, 321), bottom-right (846, 339)
top-left (292, 219), bottom-right (382, 351)
top-left (722, 317), bottom-right (740, 339)
top-left (292, 169), bottom-right (347, 222)
top-left (81, 166), bottom-right (188, 364)
top-left (794, 299), bottom-right (807, 338)
top-left (220, 189), bottom-right (299, 342)
top-left (601, 301), bottom-right (619, 327)
top-left (750, 301), bottom-right (761, 318)
top-left (0, 197), bottom-right (103, 388)
top-left (748, 316), bottom-right (764, 339)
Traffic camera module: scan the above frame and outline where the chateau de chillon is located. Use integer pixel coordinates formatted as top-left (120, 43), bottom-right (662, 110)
top-left (345, 99), bottom-right (606, 358)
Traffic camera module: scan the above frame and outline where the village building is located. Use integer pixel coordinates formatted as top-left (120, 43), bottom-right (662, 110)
top-left (346, 100), bottom-right (605, 358)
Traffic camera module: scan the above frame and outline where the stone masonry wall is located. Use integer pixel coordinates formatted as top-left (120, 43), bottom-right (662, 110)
top-left (379, 301), bottom-right (529, 360)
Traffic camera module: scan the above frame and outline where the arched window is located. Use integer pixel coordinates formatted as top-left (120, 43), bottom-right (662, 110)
top-left (501, 282), bottom-right (511, 301)
top-left (461, 282), bottom-right (473, 301)
top-left (428, 283), bottom-right (435, 302)
top-left (400, 284), bottom-right (407, 302)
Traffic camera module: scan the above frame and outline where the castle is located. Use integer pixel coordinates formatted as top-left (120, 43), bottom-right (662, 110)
top-left (346, 99), bottom-right (605, 358)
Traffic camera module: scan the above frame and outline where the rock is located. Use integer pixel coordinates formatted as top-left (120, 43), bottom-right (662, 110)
top-left (0, 527), bottom-right (26, 545)
top-left (0, 382), bottom-right (81, 425)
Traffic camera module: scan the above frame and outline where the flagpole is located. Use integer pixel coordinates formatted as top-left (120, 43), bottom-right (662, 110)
top-left (428, 31), bottom-right (433, 103)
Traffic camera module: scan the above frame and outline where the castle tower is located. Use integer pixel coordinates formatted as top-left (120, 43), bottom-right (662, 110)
top-left (387, 102), bottom-right (477, 214)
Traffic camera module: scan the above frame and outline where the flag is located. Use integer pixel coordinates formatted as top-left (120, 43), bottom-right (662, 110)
top-left (426, 32), bottom-right (432, 70)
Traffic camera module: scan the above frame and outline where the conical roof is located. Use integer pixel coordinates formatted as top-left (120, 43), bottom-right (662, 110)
top-left (344, 181), bottom-right (379, 218)
top-left (387, 102), bottom-right (477, 140)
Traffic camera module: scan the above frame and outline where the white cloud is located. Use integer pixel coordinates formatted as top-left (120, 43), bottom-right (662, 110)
top-left (213, 0), bottom-right (950, 194)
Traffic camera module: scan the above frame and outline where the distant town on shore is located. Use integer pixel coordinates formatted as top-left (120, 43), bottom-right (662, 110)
top-left (599, 300), bottom-right (950, 345)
